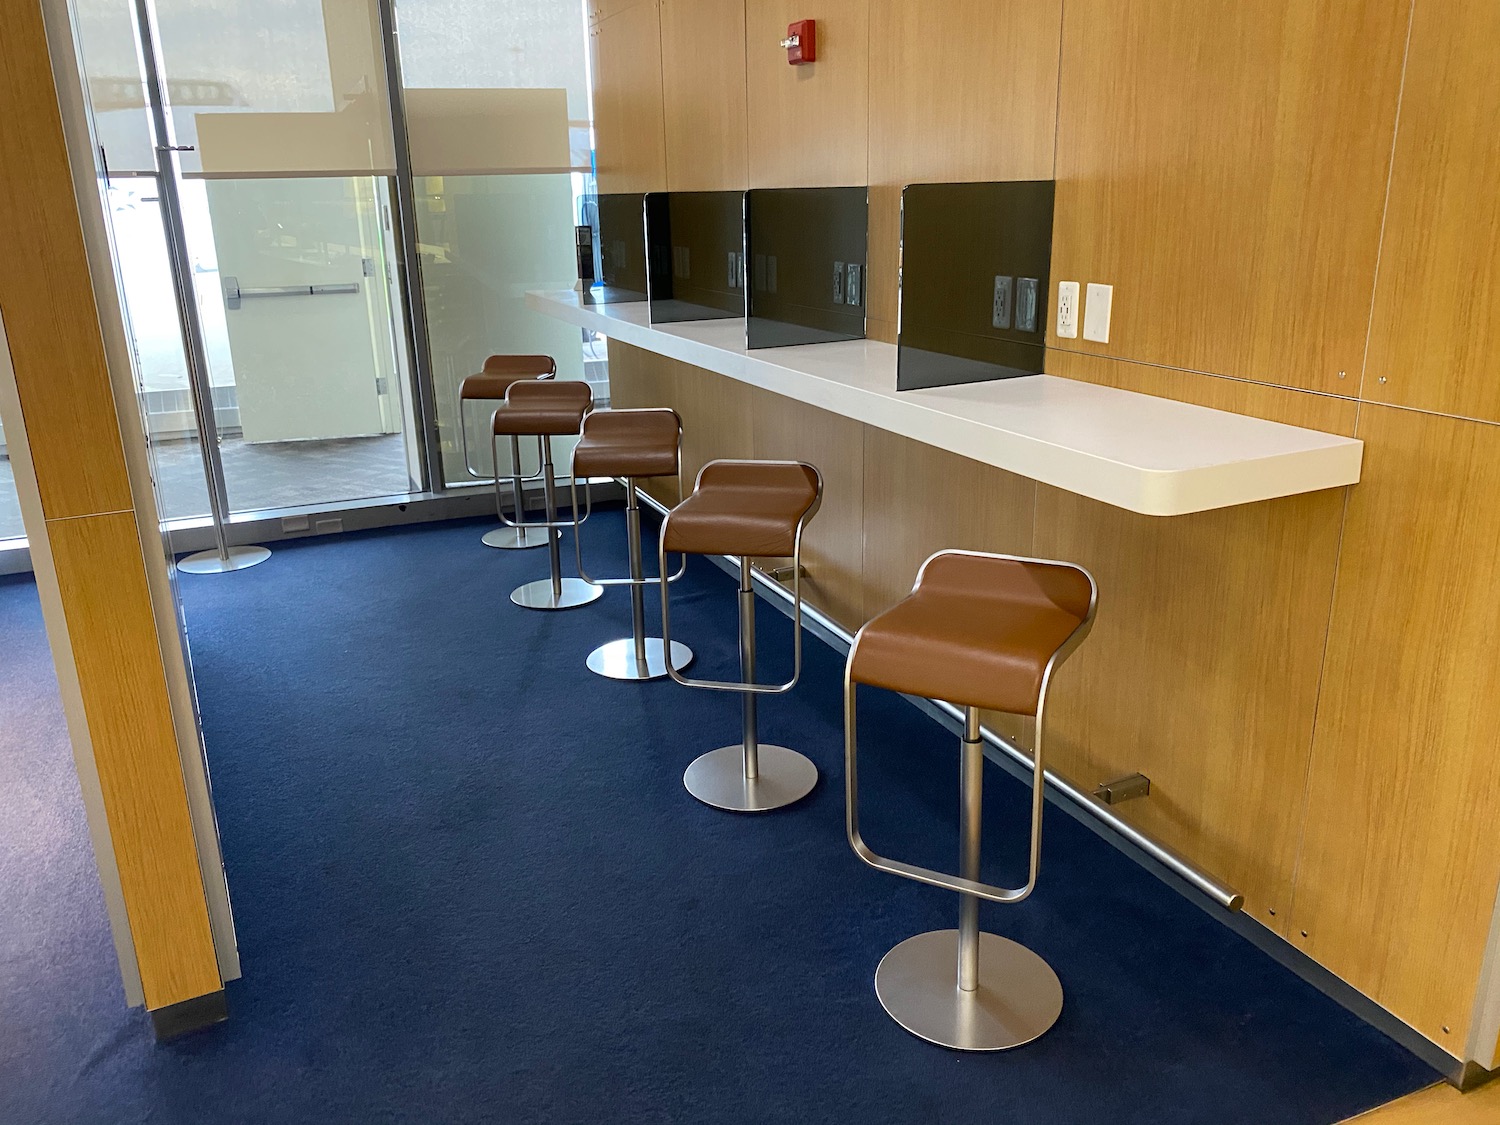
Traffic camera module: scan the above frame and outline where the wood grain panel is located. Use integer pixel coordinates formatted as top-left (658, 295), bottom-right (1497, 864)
top-left (1344, 1082), bottom-right (1500, 1124)
top-left (674, 359), bottom-right (756, 483)
top-left (1050, 0), bottom-right (1409, 394)
top-left (750, 390), bottom-right (865, 629)
top-left (49, 512), bottom-right (221, 1008)
top-left (865, 0), bottom-right (1063, 330)
top-left (1364, 0), bottom-right (1500, 421)
top-left (1047, 349), bottom-right (1360, 435)
top-left (660, 0), bottom-right (748, 192)
top-left (590, 0), bottom-right (668, 195)
top-left (1037, 351), bottom-right (1349, 925)
top-left (1291, 405), bottom-right (1500, 1049)
top-left (0, 0), bottom-right (132, 520)
top-left (606, 339), bottom-right (681, 506)
top-left (744, 0), bottom-right (868, 189)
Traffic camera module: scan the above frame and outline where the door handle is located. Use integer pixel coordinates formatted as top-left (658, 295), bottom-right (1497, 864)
top-left (223, 277), bottom-right (361, 310)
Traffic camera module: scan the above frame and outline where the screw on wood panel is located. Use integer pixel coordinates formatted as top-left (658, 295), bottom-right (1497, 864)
top-left (1300, 930), bottom-right (1309, 938)
top-left (1337, 370), bottom-right (1346, 380)
top-left (1268, 908), bottom-right (1276, 916)
top-left (1378, 376), bottom-right (1388, 384)
top-left (1443, 1026), bottom-right (1451, 1034)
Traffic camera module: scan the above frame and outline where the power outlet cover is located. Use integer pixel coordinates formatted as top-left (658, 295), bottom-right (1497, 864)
top-left (1056, 281), bottom-right (1079, 338)
top-left (1084, 282), bottom-right (1112, 343)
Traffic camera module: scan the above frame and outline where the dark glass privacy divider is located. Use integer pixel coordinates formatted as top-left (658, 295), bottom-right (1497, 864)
top-left (897, 180), bottom-right (1054, 391)
top-left (745, 186), bottom-right (867, 349)
top-left (584, 193), bottom-right (648, 303)
top-left (645, 191), bottom-right (746, 323)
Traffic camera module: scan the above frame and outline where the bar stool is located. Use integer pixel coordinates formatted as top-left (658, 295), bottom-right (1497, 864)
top-left (492, 380), bottom-right (601, 610)
top-left (658, 459), bottom-right (823, 812)
top-left (567, 408), bottom-right (693, 680)
top-left (844, 549), bottom-right (1096, 1051)
top-left (460, 354), bottom-right (557, 550)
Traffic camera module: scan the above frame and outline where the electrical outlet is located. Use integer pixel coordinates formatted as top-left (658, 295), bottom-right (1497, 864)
top-left (1083, 282), bottom-right (1112, 343)
top-left (846, 262), bottom-right (862, 307)
top-left (832, 261), bottom-right (845, 304)
top-left (1056, 281), bottom-right (1079, 338)
top-left (992, 275), bottom-right (1014, 329)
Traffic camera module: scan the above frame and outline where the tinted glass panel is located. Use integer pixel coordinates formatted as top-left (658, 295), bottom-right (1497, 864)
top-left (585, 192), bottom-right (648, 303)
top-left (645, 191), bottom-right (745, 323)
top-left (745, 187), bottom-right (866, 348)
top-left (897, 180), bottom-right (1054, 391)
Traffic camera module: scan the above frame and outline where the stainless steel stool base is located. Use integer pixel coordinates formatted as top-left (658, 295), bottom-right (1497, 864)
top-left (683, 744), bottom-right (817, 812)
top-left (585, 637), bottom-right (693, 681)
top-left (510, 578), bottom-right (602, 610)
top-left (482, 525), bottom-right (554, 550)
top-left (874, 929), bottom-right (1063, 1051)
top-left (177, 545), bottom-right (271, 574)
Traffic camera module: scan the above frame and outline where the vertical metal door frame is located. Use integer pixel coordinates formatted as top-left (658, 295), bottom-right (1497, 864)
top-left (374, 0), bottom-right (446, 494)
top-left (128, 0), bottom-right (235, 558)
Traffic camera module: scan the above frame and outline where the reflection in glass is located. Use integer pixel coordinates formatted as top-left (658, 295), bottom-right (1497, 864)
top-left (745, 187), bottom-right (867, 349)
top-left (645, 191), bottom-right (745, 324)
top-left (585, 193), bottom-right (648, 304)
top-left (0, 417), bottom-right (25, 542)
top-left (896, 180), bottom-right (1054, 391)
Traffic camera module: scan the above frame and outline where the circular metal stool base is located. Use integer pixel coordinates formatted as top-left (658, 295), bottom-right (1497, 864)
top-left (510, 578), bottom-right (602, 610)
top-left (482, 525), bottom-right (554, 550)
top-left (683, 744), bottom-right (817, 812)
top-left (586, 637), bottom-right (693, 680)
top-left (176, 545), bottom-right (272, 574)
top-left (874, 929), bottom-right (1063, 1051)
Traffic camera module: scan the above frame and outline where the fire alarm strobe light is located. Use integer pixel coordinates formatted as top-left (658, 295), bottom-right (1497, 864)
top-left (781, 19), bottom-right (816, 65)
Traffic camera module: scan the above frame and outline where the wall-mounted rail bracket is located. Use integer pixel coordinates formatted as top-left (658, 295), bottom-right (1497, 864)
top-left (1094, 772), bottom-right (1151, 805)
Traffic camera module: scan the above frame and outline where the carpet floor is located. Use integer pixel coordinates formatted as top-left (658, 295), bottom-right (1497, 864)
top-left (0, 515), bottom-right (1437, 1123)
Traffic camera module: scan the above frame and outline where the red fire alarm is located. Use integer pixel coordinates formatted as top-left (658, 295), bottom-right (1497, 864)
top-left (781, 19), bottom-right (816, 65)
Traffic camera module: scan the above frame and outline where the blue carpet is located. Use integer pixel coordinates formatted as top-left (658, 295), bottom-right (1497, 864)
top-left (0, 519), bottom-right (1437, 1124)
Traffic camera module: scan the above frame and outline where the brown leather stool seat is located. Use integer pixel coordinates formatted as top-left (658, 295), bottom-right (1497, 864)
top-left (659, 459), bottom-right (824, 813)
top-left (660, 461), bottom-right (820, 559)
top-left (844, 549), bottom-right (1096, 1053)
top-left (460, 354), bottom-right (557, 551)
top-left (492, 379), bottom-right (592, 437)
top-left (490, 380), bottom-right (601, 611)
top-left (460, 354), bottom-right (556, 402)
top-left (565, 409), bottom-right (692, 681)
top-left (571, 408), bottom-right (682, 480)
top-left (849, 553), bottom-right (1092, 716)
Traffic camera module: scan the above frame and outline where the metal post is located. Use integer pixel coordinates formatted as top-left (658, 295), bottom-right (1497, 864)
top-left (542, 439), bottom-right (562, 598)
top-left (957, 706), bottom-right (984, 993)
top-left (509, 436), bottom-right (528, 523)
top-left (373, 0), bottom-right (443, 494)
top-left (625, 479), bottom-right (649, 665)
top-left (739, 556), bottom-right (759, 781)
top-left (130, 0), bottom-right (269, 574)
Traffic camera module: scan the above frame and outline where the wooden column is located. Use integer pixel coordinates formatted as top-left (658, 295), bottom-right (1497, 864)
top-left (0, 0), bottom-right (223, 1019)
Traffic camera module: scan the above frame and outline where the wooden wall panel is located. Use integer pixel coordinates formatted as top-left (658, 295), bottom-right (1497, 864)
top-left (865, 0), bottom-right (1063, 335)
top-left (1050, 0), bottom-right (1409, 394)
top-left (49, 512), bottom-right (221, 1006)
top-left (671, 359), bottom-right (756, 484)
top-left (0, 0), bottom-right (132, 520)
top-left (750, 391), bottom-right (865, 629)
top-left (744, 0), bottom-right (868, 189)
top-left (1349, 1081), bottom-right (1500, 1124)
top-left (1363, 0), bottom-right (1500, 422)
top-left (590, 0), bottom-right (668, 195)
top-left (1291, 405), bottom-right (1500, 1049)
top-left (1037, 352), bottom-right (1350, 925)
top-left (660, 0), bottom-right (748, 192)
top-left (606, 339), bottom-right (681, 506)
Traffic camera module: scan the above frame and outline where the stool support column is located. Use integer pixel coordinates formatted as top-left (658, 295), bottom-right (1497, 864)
top-left (542, 441), bottom-right (563, 598)
top-left (509, 434), bottom-right (600, 611)
top-left (957, 706), bottom-right (983, 993)
top-left (626, 480), bottom-right (649, 665)
top-left (739, 556), bottom-right (759, 781)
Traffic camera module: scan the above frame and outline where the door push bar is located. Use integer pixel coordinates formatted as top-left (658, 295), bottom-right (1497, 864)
top-left (223, 276), bottom-right (361, 310)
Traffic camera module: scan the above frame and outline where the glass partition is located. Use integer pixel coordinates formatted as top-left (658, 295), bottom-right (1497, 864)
top-left (394, 0), bottom-right (594, 486)
top-left (745, 187), bottom-right (868, 349)
top-left (645, 191), bottom-right (745, 324)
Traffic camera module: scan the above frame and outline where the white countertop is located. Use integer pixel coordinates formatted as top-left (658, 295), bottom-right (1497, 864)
top-left (527, 290), bottom-right (1362, 516)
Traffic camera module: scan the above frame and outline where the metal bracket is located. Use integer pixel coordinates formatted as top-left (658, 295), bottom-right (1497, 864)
top-left (1094, 772), bottom-right (1151, 805)
top-left (766, 564), bottom-right (807, 583)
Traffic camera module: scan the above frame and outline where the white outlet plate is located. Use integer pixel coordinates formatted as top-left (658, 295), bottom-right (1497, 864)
top-left (1084, 283), bottom-right (1113, 343)
top-left (1056, 281), bottom-right (1079, 338)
